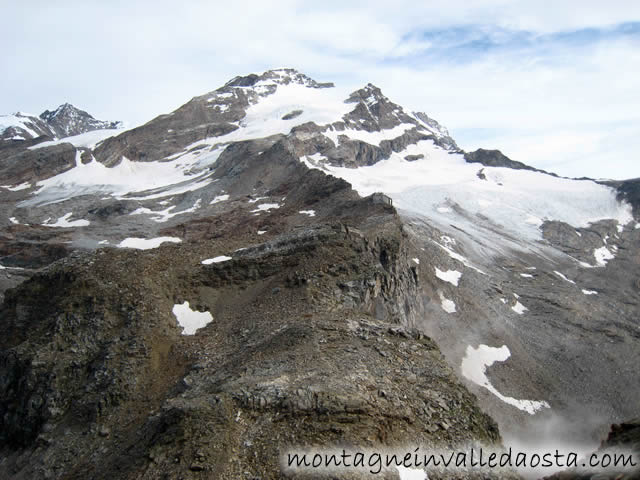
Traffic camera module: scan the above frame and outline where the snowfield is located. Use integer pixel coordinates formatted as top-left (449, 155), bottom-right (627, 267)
top-left (28, 128), bottom-right (125, 150)
top-left (308, 139), bottom-right (632, 247)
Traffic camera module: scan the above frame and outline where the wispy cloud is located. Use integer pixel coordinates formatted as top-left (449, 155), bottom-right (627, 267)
top-left (1, 1), bottom-right (639, 179)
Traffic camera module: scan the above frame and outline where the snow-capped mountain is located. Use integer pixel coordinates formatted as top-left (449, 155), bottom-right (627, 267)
top-left (0, 103), bottom-right (121, 142)
top-left (1, 68), bottom-right (638, 479)
top-left (39, 103), bottom-right (122, 138)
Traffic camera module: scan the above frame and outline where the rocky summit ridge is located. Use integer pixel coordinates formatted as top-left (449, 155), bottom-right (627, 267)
top-left (0, 104), bottom-right (121, 142)
top-left (0, 68), bottom-right (638, 479)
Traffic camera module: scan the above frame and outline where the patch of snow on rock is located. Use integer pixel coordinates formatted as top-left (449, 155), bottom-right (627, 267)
top-left (593, 246), bottom-right (614, 267)
top-left (251, 203), bottom-right (280, 213)
top-left (43, 212), bottom-right (90, 228)
top-left (1, 182), bottom-right (31, 191)
top-left (172, 301), bottom-right (213, 335)
top-left (210, 194), bottom-right (229, 204)
top-left (202, 256), bottom-right (232, 265)
top-left (554, 271), bottom-right (576, 284)
top-left (117, 237), bottom-right (181, 250)
top-left (439, 292), bottom-right (456, 313)
top-left (461, 344), bottom-right (550, 415)
top-left (512, 301), bottom-right (527, 315)
top-left (435, 267), bottom-right (462, 286)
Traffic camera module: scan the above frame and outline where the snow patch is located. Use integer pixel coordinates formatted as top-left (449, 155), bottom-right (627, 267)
top-left (412, 258), bottom-right (420, 265)
top-left (520, 273), bottom-right (534, 278)
top-left (130, 199), bottom-right (202, 223)
top-left (512, 301), bottom-right (527, 315)
top-left (1, 182), bottom-right (31, 191)
top-left (43, 212), bottom-right (90, 228)
top-left (251, 203), bottom-right (280, 213)
top-left (210, 194), bottom-right (229, 204)
top-left (202, 255), bottom-right (232, 265)
top-left (593, 246), bottom-right (614, 267)
top-left (439, 292), bottom-right (456, 313)
top-left (461, 344), bottom-right (550, 414)
top-left (298, 210), bottom-right (315, 216)
top-left (172, 301), bottom-right (213, 335)
top-left (435, 267), bottom-right (462, 286)
top-left (554, 271), bottom-right (576, 284)
top-left (117, 237), bottom-right (181, 250)
top-left (582, 289), bottom-right (598, 295)
top-left (257, 230), bottom-right (267, 235)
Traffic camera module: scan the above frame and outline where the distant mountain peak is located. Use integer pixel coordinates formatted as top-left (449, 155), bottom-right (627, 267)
top-left (1, 104), bottom-right (121, 142)
top-left (223, 68), bottom-right (334, 90)
top-left (40, 103), bottom-right (121, 139)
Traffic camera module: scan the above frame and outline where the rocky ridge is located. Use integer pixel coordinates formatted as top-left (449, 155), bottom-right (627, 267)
top-left (0, 104), bottom-right (120, 143)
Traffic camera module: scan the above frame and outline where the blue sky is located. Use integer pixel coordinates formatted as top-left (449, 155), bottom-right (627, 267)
top-left (2, 1), bottom-right (639, 179)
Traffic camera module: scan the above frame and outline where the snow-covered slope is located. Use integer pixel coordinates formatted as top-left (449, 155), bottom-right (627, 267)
top-left (305, 139), bottom-right (632, 250)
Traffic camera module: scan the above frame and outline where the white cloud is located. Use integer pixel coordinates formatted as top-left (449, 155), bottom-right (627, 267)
top-left (1, 1), bottom-right (639, 179)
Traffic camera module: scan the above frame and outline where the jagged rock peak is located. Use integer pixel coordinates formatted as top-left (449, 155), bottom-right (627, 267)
top-left (39, 103), bottom-right (122, 138)
top-left (223, 68), bottom-right (334, 89)
top-left (346, 83), bottom-right (390, 105)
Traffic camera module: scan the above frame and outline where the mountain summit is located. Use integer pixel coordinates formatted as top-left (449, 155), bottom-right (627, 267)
top-left (0, 103), bottom-right (121, 142)
top-left (39, 103), bottom-right (122, 138)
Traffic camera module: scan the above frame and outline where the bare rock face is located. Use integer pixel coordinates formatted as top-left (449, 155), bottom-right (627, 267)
top-left (0, 142), bottom-right (76, 186)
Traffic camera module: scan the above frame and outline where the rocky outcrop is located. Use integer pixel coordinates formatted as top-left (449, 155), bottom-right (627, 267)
top-left (464, 148), bottom-right (547, 172)
top-left (0, 142), bottom-right (76, 186)
top-left (603, 177), bottom-right (640, 217)
top-left (0, 205), bottom-right (510, 479)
